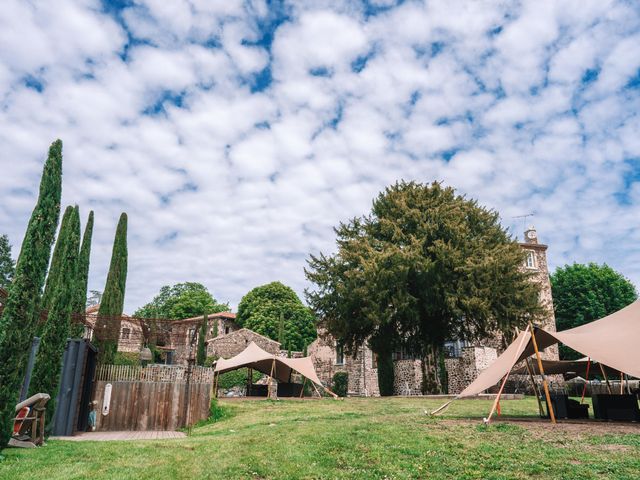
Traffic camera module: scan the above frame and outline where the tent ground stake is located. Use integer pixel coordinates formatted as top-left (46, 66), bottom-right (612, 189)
top-left (529, 323), bottom-right (556, 424)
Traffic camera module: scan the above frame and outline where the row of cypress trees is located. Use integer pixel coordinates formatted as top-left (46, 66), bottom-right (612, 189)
top-left (0, 139), bottom-right (128, 449)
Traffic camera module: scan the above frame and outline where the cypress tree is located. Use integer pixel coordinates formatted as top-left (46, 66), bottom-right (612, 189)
top-left (30, 206), bottom-right (80, 422)
top-left (196, 313), bottom-right (208, 366)
top-left (95, 213), bottom-right (128, 364)
top-left (40, 206), bottom-right (74, 313)
top-left (0, 234), bottom-right (15, 290)
top-left (0, 139), bottom-right (63, 450)
top-left (69, 211), bottom-right (94, 337)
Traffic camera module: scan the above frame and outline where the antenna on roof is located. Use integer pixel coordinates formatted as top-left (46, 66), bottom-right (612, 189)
top-left (512, 213), bottom-right (535, 232)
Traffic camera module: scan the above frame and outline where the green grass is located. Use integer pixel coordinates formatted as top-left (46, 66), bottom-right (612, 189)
top-left (1, 397), bottom-right (639, 479)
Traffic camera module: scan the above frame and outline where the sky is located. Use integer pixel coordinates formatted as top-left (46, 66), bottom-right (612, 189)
top-left (1, 0), bottom-right (639, 314)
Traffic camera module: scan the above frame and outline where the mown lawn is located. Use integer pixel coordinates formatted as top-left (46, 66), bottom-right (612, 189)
top-left (1, 397), bottom-right (639, 479)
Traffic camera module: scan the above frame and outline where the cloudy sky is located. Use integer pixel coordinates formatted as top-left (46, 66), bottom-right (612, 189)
top-left (1, 0), bottom-right (639, 313)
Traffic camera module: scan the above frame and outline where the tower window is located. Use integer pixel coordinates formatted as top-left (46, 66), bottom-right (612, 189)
top-left (525, 251), bottom-right (536, 269)
top-left (336, 342), bottom-right (344, 365)
top-left (120, 327), bottom-right (130, 340)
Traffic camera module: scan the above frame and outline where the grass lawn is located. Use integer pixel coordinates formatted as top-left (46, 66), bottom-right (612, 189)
top-left (1, 397), bottom-right (639, 479)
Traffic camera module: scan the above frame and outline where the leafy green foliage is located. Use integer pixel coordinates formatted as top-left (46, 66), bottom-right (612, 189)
top-left (0, 140), bottom-right (62, 450)
top-left (0, 234), bottom-right (15, 290)
top-left (113, 352), bottom-right (140, 366)
top-left (95, 213), bottom-right (128, 364)
top-left (30, 206), bottom-right (81, 424)
top-left (70, 211), bottom-right (94, 337)
top-left (134, 282), bottom-right (228, 320)
top-left (332, 372), bottom-right (348, 397)
top-left (305, 181), bottom-right (541, 389)
top-left (236, 282), bottom-right (316, 351)
top-left (551, 263), bottom-right (638, 359)
top-left (196, 314), bottom-right (208, 366)
top-left (217, 368), bottom-right (262, 390)
top-left (39, 206), bottom-right (74, 318)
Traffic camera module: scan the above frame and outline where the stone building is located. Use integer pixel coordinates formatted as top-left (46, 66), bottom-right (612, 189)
top-left (309, 226), bottom-right (559, 396)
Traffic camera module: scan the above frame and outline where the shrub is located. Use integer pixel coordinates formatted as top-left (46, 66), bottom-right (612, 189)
top-left (333, 372), bottom-right (348, 397)
top-left (204, 356), bottom-right (217, 368)
top-left (113, 352), bottom-right (140, 366)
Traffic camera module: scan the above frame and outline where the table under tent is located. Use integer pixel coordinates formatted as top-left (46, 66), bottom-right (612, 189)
top-left (213, 342), bottom-right (336, 399)
top-left (433, 300), bottom-right (640, 423)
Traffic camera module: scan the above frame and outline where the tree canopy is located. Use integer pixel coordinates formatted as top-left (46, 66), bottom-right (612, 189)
top-left (551, 263), bottom-right (637, 359)
top-left (236, 282), bottom-right (317, 351)
top-left (305, 181), bottom-right (542, 393)
top-left (0, 234), bottom-right (15, 291)
top-left (134, 282), bottom-right (228, 320)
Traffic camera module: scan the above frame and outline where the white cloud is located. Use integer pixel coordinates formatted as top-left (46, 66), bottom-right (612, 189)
top-left (1, 0), bottom-right (639, 313)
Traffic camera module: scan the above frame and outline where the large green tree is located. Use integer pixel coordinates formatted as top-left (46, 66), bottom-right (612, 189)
top-left (30, 206), bottom-right (80, 422)
top-left (305, 181), bottom-right (542, 394)
top-left (236, 282), bottom-right (317, 351)
top-left (0, 139), bottom-right (62, 450)
top-left (551, 263), bottom-right (637, 359)
top-left (94, 213), bottom-right (128, 364)
top-left (70, 211), bottom-right (94, 337)
top-left (134, 282), bottom-right (228, 320)
top-left (40, 205), bottom-right (74, 316)
top-left (0, 234), bottom-right (15, 291)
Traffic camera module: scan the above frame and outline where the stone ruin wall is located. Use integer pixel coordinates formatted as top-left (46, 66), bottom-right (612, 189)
top-left (207, 328), bottom-right (281, 359)
top-left (393, 360), bottom-right (422, 395)
top-left (445, 346), bottom-right (498, 395)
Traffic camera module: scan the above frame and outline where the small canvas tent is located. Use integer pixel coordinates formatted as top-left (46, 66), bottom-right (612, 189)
top-left (214, 342), bottom-right (335, 398)
top-left (432, 300), bottom-right (640, 422)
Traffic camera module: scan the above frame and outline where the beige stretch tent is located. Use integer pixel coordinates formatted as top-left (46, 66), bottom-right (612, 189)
top-left (433, 300), bottom-right (640, 419)
top-left (214, 341), bottom-right (336, 397)
top-left (511, 357), bottom-right (619, 378)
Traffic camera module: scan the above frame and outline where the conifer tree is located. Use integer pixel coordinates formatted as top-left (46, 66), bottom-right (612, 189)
top-left (0, 139), bottom-right (63, 450)
top-left (30, 206), bottom-right (80, 422)
top-left (70, 211), bottom-right (94, 337)
top-left (196, 313), bottom-right (208, 366)
top-left (0, 234), bottom-right (15, 291)
top-left (94, 213), bottom-right (128, 364)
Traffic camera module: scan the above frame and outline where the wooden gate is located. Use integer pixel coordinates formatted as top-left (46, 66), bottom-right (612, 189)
top-left (93, 365), bottom-right (213, 431)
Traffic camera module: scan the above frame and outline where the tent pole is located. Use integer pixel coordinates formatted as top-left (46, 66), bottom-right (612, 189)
top-left (300, 378), bottom-right (306, 398)
top-left (620, 371), bottom-right (624, 395)
top-left (580, 358), bottom-right (591, 404)
top-left (267, 357), bottom-right (276, 399)
top-left (529, 323), bottom-right (556, 424)
top-left (599, 363), bottom-right (612, 394)
top-left (525, 358), bottom-right (544, 417)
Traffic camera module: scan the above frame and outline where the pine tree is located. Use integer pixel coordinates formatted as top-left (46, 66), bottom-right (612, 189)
top-left (70, 211), bottom-right (94, 337)
top-left (94, 213), bottom-right (128, 364)
top-left (30, 206), bottom-right (80, 422)
top-left (0, 139), bottom-right (63, 450)
top-left (0, 234), bottom-right (15, 290)
top-left (196, 313), bottom-right (208, 366)
top-left (37, 205), bottom-right (74, 335)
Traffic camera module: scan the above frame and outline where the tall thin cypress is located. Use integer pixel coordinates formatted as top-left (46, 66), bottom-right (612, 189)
top-left (30, 206), bottom-right (80, 423)
top-left (0, 139), bottom-right (63, 450)
top-left (70, 211), bottom-right (94, 337)
top-left (196, 313), bottom-right (208, 366)
top-left (41, 206), bottom-right (73, 311)
top-left (95, 213), bottom-right (128, 364)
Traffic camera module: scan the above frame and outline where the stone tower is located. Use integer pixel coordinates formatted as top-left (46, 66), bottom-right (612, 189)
top-left (519, 226), bottom-right (559, 360)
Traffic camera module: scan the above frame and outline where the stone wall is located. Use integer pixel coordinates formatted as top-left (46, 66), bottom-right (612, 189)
top-left (308, 329), bottom-right (380, 396)
top-left (207, 328), bottom-right (280, 359)
top-left (445, 346), bottom-right (498, 394)
top-left (393, 360), bottom-right (422, 395)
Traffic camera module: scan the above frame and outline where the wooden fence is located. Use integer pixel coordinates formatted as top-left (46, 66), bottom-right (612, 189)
top-left (96, 364), bottom-right (215, 383)
top-left (93, 364), bottom-right (213, 431)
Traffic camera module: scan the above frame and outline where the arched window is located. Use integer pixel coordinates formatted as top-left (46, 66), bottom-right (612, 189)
top-left (525, 250), bottom-right (536, 269)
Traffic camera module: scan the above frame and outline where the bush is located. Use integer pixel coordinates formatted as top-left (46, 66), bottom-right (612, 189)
top-left (333, 372), bottom-right (348, 397)
top-left (217, 368), bottom-right (262, 390)
top-left (113, 352), bottom-right (140, 366)
top-left (204, 356), bottom-right (217, 368)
